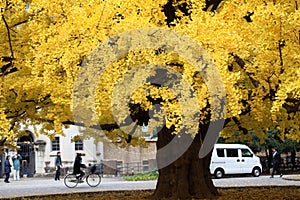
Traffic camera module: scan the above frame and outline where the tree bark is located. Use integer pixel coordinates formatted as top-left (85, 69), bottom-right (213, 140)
top-left (152, 126), bottom-right (218, 199)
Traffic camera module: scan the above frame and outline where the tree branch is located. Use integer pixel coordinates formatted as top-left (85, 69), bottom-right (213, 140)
top-left (1, 14), bottom-right (17, 77)
top-left (11, 19), bottom-right (28, 28)
top-left (62, 120), bottom-right (120, 131)
top-left (282, 98), bottom-right (300, 114)
top-left (1, 14), bottom-right (14, 59)
top-left (232, 117), bottom-right (249, 135)
top-left (278, 39), bottom-right (285, 73)
top-left (6, 111), bottom-right (26, 119)
top-left (203, 0), bottom-right (224, 12)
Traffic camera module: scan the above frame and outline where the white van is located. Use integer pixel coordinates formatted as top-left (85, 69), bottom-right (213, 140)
top-left (210, 143), bottom-right (262, 178)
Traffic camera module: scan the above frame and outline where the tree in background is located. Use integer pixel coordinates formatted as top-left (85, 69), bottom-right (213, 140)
top-left (1, 0), bottom-right (300, 199)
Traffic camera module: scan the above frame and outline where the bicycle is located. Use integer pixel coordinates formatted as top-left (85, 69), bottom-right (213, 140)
top-left (64, 164), bottom-right (101, 188)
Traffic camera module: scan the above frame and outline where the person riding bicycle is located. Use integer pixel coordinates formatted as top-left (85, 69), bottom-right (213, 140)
top-left (64, 156), bottom-right (101, 188)
top-left (73, 153), bottom-right (86, 180)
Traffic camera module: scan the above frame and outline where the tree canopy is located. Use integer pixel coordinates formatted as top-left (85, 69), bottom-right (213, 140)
top-left (1, 0), bottom-right (299, 145)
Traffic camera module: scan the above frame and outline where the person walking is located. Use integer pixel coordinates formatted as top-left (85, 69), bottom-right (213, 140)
top-left (270, 148), bottom-right (283, 178)
top-left (12, 153), bottom-right (22, 181)
top-left (4, 155), bottom-right (12, 183)
top-left (291, 150), bottom-right (296, 170)
top-left (54, 152), bottom-right (63, 181)
top-left (73, 153), bottom-right (86, 180)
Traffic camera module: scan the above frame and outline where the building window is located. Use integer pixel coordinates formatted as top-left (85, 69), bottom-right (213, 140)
top-left (51, 137), bottom-right (60, 151)
top-left (142, 160), bottom-right (149, 173)
top-left (75, 140), bottom-right (83, 151)
top-left (116, 161), bottom-right (123, 175)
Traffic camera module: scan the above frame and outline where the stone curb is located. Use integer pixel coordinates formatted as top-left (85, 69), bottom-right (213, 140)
top-left (282, 175), bottom-right (300, 181)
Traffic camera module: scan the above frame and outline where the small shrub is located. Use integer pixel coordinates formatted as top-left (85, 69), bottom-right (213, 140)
top-left (123, 169), bottom-right (158, 181)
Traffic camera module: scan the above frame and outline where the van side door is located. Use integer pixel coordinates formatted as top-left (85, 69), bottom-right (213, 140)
top-left (240, 148), bottom-right (255, 173)
top-left (225, 148), bottom-right (243, 174)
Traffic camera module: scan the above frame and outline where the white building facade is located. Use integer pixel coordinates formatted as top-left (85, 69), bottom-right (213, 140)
top-left (1, 125), bottom-right (157, 177)
top-left (0, 126), bottom-right (103, 177)
top-left (35, 126), bottom-right (104, 175)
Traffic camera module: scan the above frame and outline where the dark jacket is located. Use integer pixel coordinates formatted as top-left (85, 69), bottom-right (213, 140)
top-left (73, 155), bottom-right (85, 173)
top-left (4, 159), bottom-right (12, 173)
top-left (272, 151), bottom-right (281, 166)
top-left (55, 156), bottom-right (62, 167)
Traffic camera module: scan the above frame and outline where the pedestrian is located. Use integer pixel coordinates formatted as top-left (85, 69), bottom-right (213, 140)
top-left (54, 151), bottom-right (63, 181)
top-left (4, 155), bottom-right (12, 183)
top-left (270, 147), bottom-right (283, 178)
top-left (12, 153), bottom-right (22, 181)
top-left (291, 150), bottom-right (296, 170)
top-left (73, 153), bottom-right (86, 180)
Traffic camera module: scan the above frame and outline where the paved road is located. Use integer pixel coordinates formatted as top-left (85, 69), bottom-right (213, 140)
top-left (1, 175), bottom-right (300, 199)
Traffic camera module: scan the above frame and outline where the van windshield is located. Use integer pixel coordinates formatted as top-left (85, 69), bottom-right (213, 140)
top-left (241, 149), bottom-right (253, 157)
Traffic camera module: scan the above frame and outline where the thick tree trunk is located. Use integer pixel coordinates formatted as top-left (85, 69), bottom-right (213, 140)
top-left (152, 126), bottom-right (218, 199)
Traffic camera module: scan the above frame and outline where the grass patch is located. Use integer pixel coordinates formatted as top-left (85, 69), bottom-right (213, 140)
top-left (123, 169), bottom-right (158, 181)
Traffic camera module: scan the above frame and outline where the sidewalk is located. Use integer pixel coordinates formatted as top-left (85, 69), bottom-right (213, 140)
top-left (0, 176), bottom-right (154, 199)
top-left (1, 175), bottom-right (300, 199)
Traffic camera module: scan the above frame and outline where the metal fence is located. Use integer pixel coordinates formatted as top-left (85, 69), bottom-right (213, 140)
top-left (259, 156), bottom-right (300, 172)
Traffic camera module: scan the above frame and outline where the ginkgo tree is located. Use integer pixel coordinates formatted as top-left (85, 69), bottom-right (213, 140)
top-left (1, 0), bottom-right (300, 199)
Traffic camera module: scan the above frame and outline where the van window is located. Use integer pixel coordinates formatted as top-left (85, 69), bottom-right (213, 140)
top-left (216, 148), bottom-right (225, 157)
top-left (226, 149), bottom-right (238, 157)
top-left (241, 149), bottom-right (253, 157)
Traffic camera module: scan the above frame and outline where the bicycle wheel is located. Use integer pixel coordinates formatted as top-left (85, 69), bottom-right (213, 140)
top-left (64, 174), bottom-right (79, 188)
top-left (86, 174), bottom-right (101, 187)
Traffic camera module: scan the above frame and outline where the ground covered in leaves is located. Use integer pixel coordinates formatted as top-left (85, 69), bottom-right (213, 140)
top-left (9, 186), bottom-right (300, 200)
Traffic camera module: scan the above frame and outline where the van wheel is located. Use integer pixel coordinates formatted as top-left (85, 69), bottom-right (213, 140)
top-left (214, 169), bottom-right (224, 179)
top-left (252, 167), bottom-right (261, 177)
